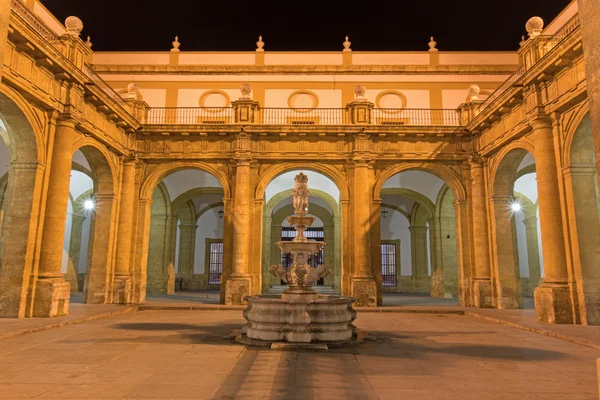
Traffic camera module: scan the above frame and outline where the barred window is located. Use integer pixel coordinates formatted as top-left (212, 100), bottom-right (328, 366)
top-left (381, 243), bottom-right (397, 287)
top-left (208, 241), bottom-right (223, 285)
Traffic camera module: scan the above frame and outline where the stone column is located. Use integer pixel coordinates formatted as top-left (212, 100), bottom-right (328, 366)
top-left (270, 224), bottom-right (283, 287)
top-left (532, 119), bottom-right (574, 323)
top-left (469, 159), bottom-right (493, 307)
top-left (351, 160), bottom-right (377, 306)
top-left (65, 213), bottom-right (85, 292)
top-left (369, 199), bottom-right (383, 305)
top-left (409, 225), bottom-right (430, 293)
top-left (224, 159), bottom-right (253, 304)
top-left (323, 224), bottom-right (334, 287)
top-left (429, 218), bottom-right (445, 298)
top-left (577, 0), bottom-right (600, 184)
top-left (133, 198), bottom-right (153, 303)
top-left (261, 214), bottom-right (272, 293)
top-left (113, 160), bottom-right (136, 304)
top-left (34, 121), bottom-right (76, 317)
top-left (176, 223), bottom-right (198, 279)
top-left (219, 198), bottom-right (234, 303)
top-left (0, 0), bottom-right (11, 79)
top-left (523, 216), bottom-right (541, 296)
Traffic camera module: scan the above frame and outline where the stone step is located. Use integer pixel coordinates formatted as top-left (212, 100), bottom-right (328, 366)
top-left (267, 285), bottom-right (338, 295)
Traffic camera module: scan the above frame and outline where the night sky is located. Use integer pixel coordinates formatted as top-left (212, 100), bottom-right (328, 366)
top-left (40, 0), bottom-right (569, 52)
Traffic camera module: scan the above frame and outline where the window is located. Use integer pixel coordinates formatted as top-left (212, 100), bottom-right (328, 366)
top-left (381, 243), bottom-right (397, 287)
top-left (208, 241), bottom-right (223, 285)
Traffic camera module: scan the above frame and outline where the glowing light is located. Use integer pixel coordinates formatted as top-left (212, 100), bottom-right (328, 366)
top-left (84, 199), bottom-right (95, 210)
top-left (510, 202), bottom-right (521, 212)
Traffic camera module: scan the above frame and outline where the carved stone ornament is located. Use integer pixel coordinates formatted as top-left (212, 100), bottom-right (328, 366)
top-left (468, 84), bottom-right (481, 101)
top-left (343, 36), bottom-right (351, 52)
top-left (85, 36), bottom-right (92, 48)
top-left (428, 36), bottom-right (438, 51)
top-left (65, 16), bottom-right (83, 37)
top-left (526, 16), bottom-right (544, 38)
top-left (354, 84), bottom-right (367, 99)
top-left (291, 172), bottom-right (310, 215)
top-left (256, 35), bottom-right (264, 52)
top-left (124, 83), bottom-right (142, 100)
top-left (171, 36), bottom-right (181, 52)
top-left (240, 83), bottom-right (252, 99)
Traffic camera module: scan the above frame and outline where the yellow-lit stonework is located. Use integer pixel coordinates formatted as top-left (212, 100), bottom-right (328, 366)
top-left (0, 0), bottom-right (598, 328)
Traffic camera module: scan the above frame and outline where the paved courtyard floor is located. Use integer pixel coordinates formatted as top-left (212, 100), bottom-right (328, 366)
top-left (0, 310), bottom-right (598, 399)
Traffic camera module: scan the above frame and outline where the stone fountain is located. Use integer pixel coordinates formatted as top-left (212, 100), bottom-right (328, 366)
top-left (240, 172), bottom-right (358, 346)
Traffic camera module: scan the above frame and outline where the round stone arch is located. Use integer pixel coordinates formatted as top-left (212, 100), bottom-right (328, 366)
top-left (488, 139), bottom-right (536, 197)
top-left (254, 163), bottom-right (349, 202)
top-left (488, 139), bottom-right (536, 310)
top-left (561, 102), bottom-right (591, 168)
top-left (68, 139), bottom-right (119, 304)
top-left (373, 162), bottom-right (467, 203)
top-left (0, 87), bottom-right (50, 317)
top-left (0, 85), bottom-right (46, 164)
top-left (70, 138), bottom-right (119, 196)
top-left (140, 161), bottom-right (231, 201)
top-left (196, 201), bottom-right (225, 221)
top-left (171, 187), bottom-right (226, 214)
top-left (380, 188), bottom-right (436, 217)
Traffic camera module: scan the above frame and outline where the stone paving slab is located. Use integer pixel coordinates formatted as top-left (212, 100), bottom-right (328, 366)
top-left (0, 303), bottom-right (138, 341)
top-left (0, 310), bottom-right (597, 399)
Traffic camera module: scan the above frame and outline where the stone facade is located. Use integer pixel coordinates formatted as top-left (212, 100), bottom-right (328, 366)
top-left (0, 1), bottom-right (598, 327)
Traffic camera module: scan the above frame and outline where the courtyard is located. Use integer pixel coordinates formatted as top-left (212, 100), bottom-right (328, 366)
top-left (0, 308), bottom-right (598, 399)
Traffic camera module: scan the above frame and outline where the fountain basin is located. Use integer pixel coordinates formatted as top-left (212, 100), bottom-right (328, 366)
top-left (242, 294), bottom-right (357, 343)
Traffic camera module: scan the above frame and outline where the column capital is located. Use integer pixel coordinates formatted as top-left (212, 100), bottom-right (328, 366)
top-left (529, 116), bottom-right (553, 131)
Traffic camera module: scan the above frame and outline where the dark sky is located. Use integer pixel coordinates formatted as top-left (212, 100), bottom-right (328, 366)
top-left (40, 0), bottom-right (569, 52)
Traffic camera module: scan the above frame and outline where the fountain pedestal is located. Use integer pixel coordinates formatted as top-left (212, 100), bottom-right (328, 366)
top-left (240, 172), bottom-right (358, 345)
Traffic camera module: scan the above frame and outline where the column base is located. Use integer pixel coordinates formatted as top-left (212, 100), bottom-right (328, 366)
top-left (496, 277), bottom-right (522, 309)
top-left (112, 276), bottom-right (133, 304)
top-left (430, 271), bottom-right (445, 298)
top-left (351, 277), bottom-right (377, 307)
top-left (225, 276), bottom-right (251, 305)
top-left (534, 283), bottom-right (574, 324)
top-left (471, 278), bottom-right (493, 308)
top-left (33, 279), bottom-right (70, 318)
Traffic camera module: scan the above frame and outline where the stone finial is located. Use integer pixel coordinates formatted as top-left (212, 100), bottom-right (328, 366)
top-left (428, 36), bottom-right (438, 51)
top-left (240, 83), bottom-right (252, 99)
top-left (467, 84), bottom-right (480, 101)
top-left (354, 84), bottom-right (367, 100)
top-left (85, 36), bottom-right (92, 48)
top-left (124, 83), bottom-right (142, 100)
top-left (256, 35), bottom-right (265, 52)
top-left (519, 35), bottom-right (526, 47)
top-left (171, 36), bottom-right (181, 52)
top-left (65, 16), bottom-right (83, 37)
top-left (343, 36), bottom-right (351, 52)
top-left (526, 16), bottom-right (544, 38)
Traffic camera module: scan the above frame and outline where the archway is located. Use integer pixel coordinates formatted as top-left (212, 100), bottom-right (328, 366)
top-left (139, 168), bottom-right (228, 301)
top-left (0, 89), bottom-right (46, 318)
top-left (376, 169), bottom-right (464, 305)
top-left (260, 169), bottom-right (343, 295)
top-left (564, 113), bottom-right (600, 325)
top-left (490, 145), bottom-right (540, 309)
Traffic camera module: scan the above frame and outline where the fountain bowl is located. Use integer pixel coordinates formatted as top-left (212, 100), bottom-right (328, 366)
top-left (241, 293), bottom-right (358, 344)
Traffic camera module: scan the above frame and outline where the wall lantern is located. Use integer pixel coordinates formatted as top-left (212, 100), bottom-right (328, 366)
top-left (381, 209), bottom-right (389, 219)
top-left (218, 209), bottom-right (224, 219)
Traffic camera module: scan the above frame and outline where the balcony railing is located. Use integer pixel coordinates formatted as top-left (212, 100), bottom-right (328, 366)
top-left (146, 107), bottom-right (461, 126)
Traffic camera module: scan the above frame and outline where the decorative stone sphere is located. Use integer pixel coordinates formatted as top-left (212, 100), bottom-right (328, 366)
top-left (354, 85), bottom-right (366, 98)
top-left (127, 83), bottom-right (139, 93)
top-left (526, 16), bottom-right (544, 37)
top-left (65, 16), bottom-right (83, 37)
top-left (240, 83), bottom-right (252, 98)
top-left (468, 84), bottom-right (481, 101)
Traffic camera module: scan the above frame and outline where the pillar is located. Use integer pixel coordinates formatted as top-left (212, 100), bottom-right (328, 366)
top-left (532, 119), bottom-right (574, 323)
top-left (469, 159), bottom-right (493, 307)
top-left (409, 225), bottom-right (430, 293)
top-left (113, 160), bottom-right (136, 304)
top-left (523, 216), bottom-right (541, 297)
top-left (65, 213), bottom-right (85, 292)
top-left (224, 159), bottom-right (252, 304)
top-left (133, 198), bottom-right (153, 303)
top-left (429, 217), bottom-right (445, 298)
top-left (83, 193), bottom-right (117, 304)
top-left (369, 199), bottom-right (383, 305)
top-left (0, 0), bottom-right (11, 80)
top-left (351, 160), bottom-right (377, 306)
top-left (176, 223), bottom-right (198, 279)
top-left (577, 0), bottom-right (600, 185)
top-left (34, 121), bottom-right (76, 317)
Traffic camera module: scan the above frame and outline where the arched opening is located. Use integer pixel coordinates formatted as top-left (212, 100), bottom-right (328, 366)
top-left (144, 169), bottom-right (225, 300)
top-left (565, 113), bottom-right (600, 325)
top-left (491, 147), bottom-right (541, 309)
top-left (378, 170), bottom-right (462, 306)
top-left (58, 145), bottom-right (117, 305)
top-left (0, 90), bottom-right (45, 318)
top-left (261, 169), bottom-right (342, 294)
